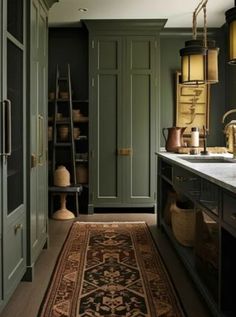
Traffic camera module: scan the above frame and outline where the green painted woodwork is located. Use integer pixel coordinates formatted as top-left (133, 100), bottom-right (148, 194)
top-left (27, 0), bottom-right (48, 280)
top-left (1, 0), bottom-right (27, 309)
top-left (0, 0), bottom-right (2, 307)
top-left (85, 20), bottom-right (166, 210)
top-left (98, 74), bottom-right (119, 197)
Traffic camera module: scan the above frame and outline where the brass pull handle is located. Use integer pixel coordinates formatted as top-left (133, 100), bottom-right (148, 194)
top-left (117, 148), bottom-right (133, 156)
top-left (2, 99), bottom-right (12, 157)
top-left (175, 176), bottom-right (187, 182)
top-left (38, 114), bottom-right (44, 165)
top-left (230, 213), bottom-right (236, 221)
top-left (31, 153), bottom-right (37, 168)
top-left (14, 223), bottom-right (23, 234)
top-left (176, 176), bottom-right (197, 182)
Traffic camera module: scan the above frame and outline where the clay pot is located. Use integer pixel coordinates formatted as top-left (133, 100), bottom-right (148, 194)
top-left (76, 165), bottom-right (88, 184)
top-left (54, 165), bottom-right (70, 187)
top-left (58, 125), bottom-right (69, 141)
top-left (60, 91), bottom-right (69, 99)
top-left (73, 127), bottom-right (80, 139)
top-left (73, 109), bottom-right (81, 121)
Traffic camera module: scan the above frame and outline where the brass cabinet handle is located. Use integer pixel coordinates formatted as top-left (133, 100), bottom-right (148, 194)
top-left (117, 148), bottom-right (133, 156)
top-left (175, 176), bottom-right (197, 182)
top-left (38, 114), bottom-right (44, 165)
top-left (1, 99), bottom-right (12, 157)
top-left (175, 176), bottom-right (187, 182)
top-left (31, 153), bottom-right (37, 168)
top-left (14, 223), bottom-right (23, 234)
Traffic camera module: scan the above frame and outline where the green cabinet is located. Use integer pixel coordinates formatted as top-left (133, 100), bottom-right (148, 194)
top-left (26, 0), bottom-right (49, 280)
top-left (85, 20), bottom-right (166, 211)
top-left (0, 0), bottom-right (26, 309)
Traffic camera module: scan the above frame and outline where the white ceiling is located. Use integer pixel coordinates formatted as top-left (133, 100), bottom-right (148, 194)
top-left (48, 0), bottom-right (234, 28)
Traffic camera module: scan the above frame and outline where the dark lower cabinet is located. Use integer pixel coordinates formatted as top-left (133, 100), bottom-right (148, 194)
top-left (157, 155), bottom-right (236, 317)
top-left (195, 209), bottom-right (219, 303)
top-left (221, 229), bottom-right (236, 317)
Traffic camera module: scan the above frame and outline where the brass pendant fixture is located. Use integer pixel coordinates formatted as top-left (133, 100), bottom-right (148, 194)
top-left (179, 0), bottom-right (219, 85)
top-left (225, 2), bottom-right (236, 65)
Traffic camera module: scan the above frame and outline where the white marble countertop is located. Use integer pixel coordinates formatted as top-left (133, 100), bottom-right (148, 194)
top-left (157, 151), bottom-right (236, 194)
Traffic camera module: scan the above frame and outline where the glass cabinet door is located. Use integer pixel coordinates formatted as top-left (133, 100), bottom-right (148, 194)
top-left (6, 39), bottom-right (24, 214)
top-left (3, 0), bottom-right (25, 215)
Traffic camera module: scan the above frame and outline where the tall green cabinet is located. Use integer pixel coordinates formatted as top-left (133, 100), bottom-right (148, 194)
top-left (0, 0), bottom-right (27, 309)
top-left (26, 0), bottom-right (51, 280)
top-left (0, 0), bottom-right (56, 312)
top-left (85, 20), bottom-right (166, 212)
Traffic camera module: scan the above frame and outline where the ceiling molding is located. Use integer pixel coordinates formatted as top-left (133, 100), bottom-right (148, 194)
top-left (83, 19), bottom-right (167, 34)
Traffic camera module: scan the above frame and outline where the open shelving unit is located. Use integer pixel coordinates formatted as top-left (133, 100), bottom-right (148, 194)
top-left (48, 64), bottom-right (89, 218)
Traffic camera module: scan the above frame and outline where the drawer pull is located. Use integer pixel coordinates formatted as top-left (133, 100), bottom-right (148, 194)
top-left (14, 223), bottom-right (23, 234)
top-left (176, 176), bottom-right (197, 182)
top-left (230, 213), bottom-right (236, 221)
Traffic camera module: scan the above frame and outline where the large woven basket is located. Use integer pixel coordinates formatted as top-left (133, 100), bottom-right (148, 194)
top-left (171, 200), bottom-right (196, 247)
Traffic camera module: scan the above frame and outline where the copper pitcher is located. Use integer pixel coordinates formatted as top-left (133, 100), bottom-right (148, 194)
top-left (162, 127), bottom-right (186, 152)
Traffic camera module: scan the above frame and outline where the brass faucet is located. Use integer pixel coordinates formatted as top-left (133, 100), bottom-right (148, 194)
top-left (226, 122), bottom-right (236, 159)
top-left (222, 109), bottom-right (236, 156)
top-left (200, 125), bottom-right (209, 155)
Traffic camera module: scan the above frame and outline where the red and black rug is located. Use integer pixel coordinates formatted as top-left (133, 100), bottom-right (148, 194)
top-left (38, 222), bottom-right (185, 317)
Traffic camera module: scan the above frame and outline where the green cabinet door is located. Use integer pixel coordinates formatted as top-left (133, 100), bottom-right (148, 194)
top-left (27, 0), bottom-right (48, 279)
top-left (2, 0), bottom-right (26, 300)
top-left (123, 36), bottom-right (157, 204)
top-left (90, 36), bottom-right (123, 206)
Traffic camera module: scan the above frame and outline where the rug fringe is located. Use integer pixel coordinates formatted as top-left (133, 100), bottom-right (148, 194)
top-left (75, 221), bottom-right (147, 224)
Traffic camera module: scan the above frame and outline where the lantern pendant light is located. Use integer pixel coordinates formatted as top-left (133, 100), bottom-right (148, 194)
top-left (179, 0), bottom-right (219, 85)
top-left (225, 1), bottom-right (236, 64)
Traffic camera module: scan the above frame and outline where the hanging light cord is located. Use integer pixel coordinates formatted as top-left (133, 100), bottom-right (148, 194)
top-left (192, 0), bottom-right (208, 46)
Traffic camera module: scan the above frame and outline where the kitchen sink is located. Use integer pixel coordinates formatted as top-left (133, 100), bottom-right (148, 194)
top-left (179, 156), bottom-right (236, 163)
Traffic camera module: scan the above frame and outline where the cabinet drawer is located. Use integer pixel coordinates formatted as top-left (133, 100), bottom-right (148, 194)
top-left (173, 166), bottom-right (200, 200)
top-left (199, 179), bottom-right (219, 215)
top-left (223, 192), bottom-right (236, 230)
top-left (4, 213), bottom-right (26, 297)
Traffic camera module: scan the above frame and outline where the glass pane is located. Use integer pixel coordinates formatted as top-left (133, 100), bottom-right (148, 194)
top-left (7, 40), bottom-right (23, 214)
top-left (7, 0), bottom-right (23, 43)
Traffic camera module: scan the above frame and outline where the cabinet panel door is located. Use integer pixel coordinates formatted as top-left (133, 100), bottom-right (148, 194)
top-left (2, 0), bottom-right (26, 297)
top-left (30, 0), bottom-right (48, 263)
top-left (124, 36), bottom-right (156, 203)
top-left (90, 37), bottom-right (123, 204)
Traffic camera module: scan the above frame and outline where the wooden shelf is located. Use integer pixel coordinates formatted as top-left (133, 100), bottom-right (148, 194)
top-left (49, 185), bottom-right (82, 193)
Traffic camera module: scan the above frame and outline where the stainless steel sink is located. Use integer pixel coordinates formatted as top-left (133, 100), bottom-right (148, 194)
top-left (179, 156), bottom-right (236, 163)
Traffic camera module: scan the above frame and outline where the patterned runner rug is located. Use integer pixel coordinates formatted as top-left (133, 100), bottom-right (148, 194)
top-left (38, 222), bottom-right (185, 317)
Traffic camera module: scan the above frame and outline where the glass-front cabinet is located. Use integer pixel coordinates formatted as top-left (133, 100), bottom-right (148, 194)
top-left (0, 0), bottom-right (26, 308)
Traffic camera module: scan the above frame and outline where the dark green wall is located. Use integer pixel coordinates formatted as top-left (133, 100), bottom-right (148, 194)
top-left (160, 28), bottom-right (227, 147)
top-left (48, 27), bottom-right (88, 100)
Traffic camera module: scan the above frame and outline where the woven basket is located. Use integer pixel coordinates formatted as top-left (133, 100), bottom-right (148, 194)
top-left (76, 165), bottom-right (88, 184)
top-left (54, 165), bottom-right (70, 187)
top-left (171, 200), bottom-right (196, 247)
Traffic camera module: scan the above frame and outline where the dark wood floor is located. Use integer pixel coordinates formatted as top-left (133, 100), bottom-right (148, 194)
top-left (0, 213), bottom-right (211, 317)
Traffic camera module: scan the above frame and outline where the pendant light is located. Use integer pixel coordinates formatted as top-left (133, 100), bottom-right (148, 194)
top-left (225, 1), bottom-right (236, 64)
top-left (179, 0), bottom-right (219, 85)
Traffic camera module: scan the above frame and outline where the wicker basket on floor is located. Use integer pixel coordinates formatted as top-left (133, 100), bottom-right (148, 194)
top-left (171, 200), bottom-right (196, 247)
